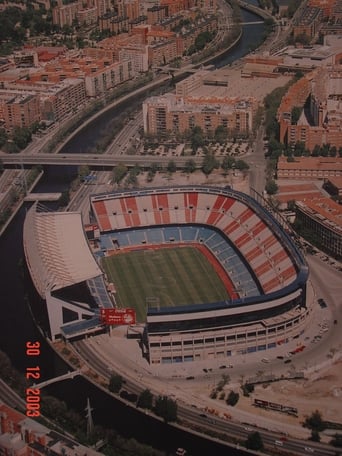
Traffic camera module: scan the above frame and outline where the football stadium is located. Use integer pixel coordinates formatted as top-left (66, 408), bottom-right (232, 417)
top-left (24, 186), bottom-right (309, 364)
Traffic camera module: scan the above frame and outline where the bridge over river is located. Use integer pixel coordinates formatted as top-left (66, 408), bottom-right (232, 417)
top-left (0, 152), bottom-right (204, 169)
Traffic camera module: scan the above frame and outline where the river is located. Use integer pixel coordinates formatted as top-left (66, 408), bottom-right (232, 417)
top-left (0, 7), bottom-right (265, 456)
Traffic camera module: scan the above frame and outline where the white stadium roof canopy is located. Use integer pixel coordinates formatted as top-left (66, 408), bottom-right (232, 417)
top-left (24, 204), bottom-right (102, 298)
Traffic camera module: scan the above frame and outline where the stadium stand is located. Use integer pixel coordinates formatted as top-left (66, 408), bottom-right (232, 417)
top-left (88, 186), bottom-right (309, 364)
top-left (23, 186), bottom-right (309, 363)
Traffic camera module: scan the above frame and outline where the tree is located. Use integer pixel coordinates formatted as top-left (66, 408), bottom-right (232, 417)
top-left (184, 159), bottom-right (196, 174)
top-left (265, 180), bottom-right (278, 195)
top-left (112, 163), bottom-right (128, 184)
top-left (221, 156), bottom-right (235, 174)
top-left (329, 146), bottom-right (337, 157)
top-left (58, 191), bottom-right (70, 207)
top-left (309, 430), bottom-right (321, 442)
top-left (330, 433), bottom-right (342, 448)
top-left (167, 160), bottom-right (177, 174)
top-left (108, 374), bottom-right (123, 393)
top-left (235, 159), bottom-right (250, 171)
top-left (0, 128), bottom-right (8, 148)
top-left (190, 126), bottom-right (205, 152)
top-left (79, 165), bottom-right (90, 181)
top-left (246, 431), bottom-right (264, 451)
top-left (154, 395), bottom-right (177, 423)
top-left (12, 126), bottom-right (32, 150)
top-left (312, 144), bottom-right (321, 157)
top-left (226, 390), bottom-right (239, 406)
top-left (304, 410), bottom-right (325, 432)
top-left (214, 125), bottom-right (228, 144)
top-left (137, 389), bottom-right (153, 410)
top-left (146, 169), bottom-right (155, 182)
top-left (242, 383), bottom-right (254, 397)
top-left (294, 141), bottom-right (306, 156)
top-left (202, 153), bottom-right (219, 176)
top-left (150, 162), bottom-right (160, 174)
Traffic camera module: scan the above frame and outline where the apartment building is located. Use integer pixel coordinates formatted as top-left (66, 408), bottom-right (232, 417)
top-left (52, 1), bottom-right (80, 28)
top-left (308, 0), bottom-right (337, 18)
top-left (147, 5), bottom-right (168, 24)
top-left (76, 5), bottom-right (98, 26)
top-left (28, 55), bottom-right (135, 97)
top-left (119, 44), bottom-right (149, 72)
top-left (292, 6), bottom-right (323, 39)
top-left (84, 59), bottom-right (133, 96)
top-left (278, 65), bottom-right (342, 151)
top-left (143, 70), bottom-right (255, 136)
top-left (52, 0), bottom-right (112, 27)
top-left (39, 78), bottom-right (86, 121)
top-left (0, 91), bottom-right (40, 131)
top-left (295, 197), bottom-right (342, 257)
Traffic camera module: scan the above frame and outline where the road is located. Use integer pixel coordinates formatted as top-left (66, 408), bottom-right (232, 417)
top-left (0, 378), bottom-right (26, 412)
top-left (0, 152), bottom-right (202, 168)
top-left (72, 335), bottom-right (339, 456)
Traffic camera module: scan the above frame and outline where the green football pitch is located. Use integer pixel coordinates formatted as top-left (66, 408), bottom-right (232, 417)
top-left (101, 246), bottom-right (230, 322)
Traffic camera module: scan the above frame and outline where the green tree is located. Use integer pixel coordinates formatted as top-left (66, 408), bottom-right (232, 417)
top-left (242, 383), bottom-right (254, 397)
top-left (329, 146), bottom-right (337, 157)
top-left (0, 128), bottom-right (8, 148)
top-left (150, 162), bottom-right (160, 174)
top-left (137, 389), bottom-right (154, 410)
top-left (265, 180), bottom-right (278, 195)
top-left (235, 159), bottom-right (250, 171)
top-left (167, 160), bottom-right (177, 173)
top-left (309, 429), bottom-right (321, 442)
top-left (112, 163), bottom-right (128, 184)
top-left (58, 191), bottom-right (70, 207)
top-left (312, 144), bottom-right (321, 157)
top-left (226, 390), bottom-right (239, 406)
top-left (154, 395), bottom-right (177, 423)
top-left (191, 128), bottom-right (205, 152)
top-left (12, 126), bottom-right (32, 150)
top-left (109, 374), bottom-right (123, 394)
top-left (146, 169), bottom-right (155, 182)
top-left (294, 141), bottom-right (306, 156)
top-left (221, 156), bottom-right (236, 174)
top-left (214, 125), bottom-right (228, 144)
top-left (246, 431), bottom-right (264, 451)
top-left (184, 159), bottom-right (196, 174)
top-left (202, 153), bottom-right (219, 176)
top-left (79, 165), bottom-right (90, 181)
top-left (304, 410), bottom-right (326, 432)
top-left (330, 433), bottom-right (342, 447)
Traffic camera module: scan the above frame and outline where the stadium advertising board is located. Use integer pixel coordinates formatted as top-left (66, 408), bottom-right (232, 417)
top-left (100, 308), bottom-right (136, 325)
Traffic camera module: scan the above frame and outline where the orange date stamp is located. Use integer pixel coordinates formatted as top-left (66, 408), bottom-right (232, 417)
top-left (25, 341), bottom-right (41, 417)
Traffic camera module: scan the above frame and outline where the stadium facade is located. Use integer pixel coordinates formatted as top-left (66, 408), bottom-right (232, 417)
top-left (24, 186), bottom-right (309, 364)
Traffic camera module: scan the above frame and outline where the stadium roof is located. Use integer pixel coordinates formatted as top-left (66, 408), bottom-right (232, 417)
top-left (24, 204), bottom-right (102, 298)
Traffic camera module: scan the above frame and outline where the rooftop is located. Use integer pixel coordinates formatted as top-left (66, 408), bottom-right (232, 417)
top-left (296, 197), bottom-right (342, 232)
top-left (23, 204), bottom-right (102, 298)
top-left (278, 156), bottom-right (342, 171)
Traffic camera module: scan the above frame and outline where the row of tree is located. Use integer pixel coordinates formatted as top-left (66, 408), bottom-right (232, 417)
top-left (109, 374), bottom-right (178, 423)
top-left (266, 138), bottom-right (342, 161)
top-left (110, 154), bottom-right (249, 187)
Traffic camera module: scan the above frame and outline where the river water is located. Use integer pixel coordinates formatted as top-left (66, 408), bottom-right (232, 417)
top-left (0, 8), bottom-right (265, 456)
